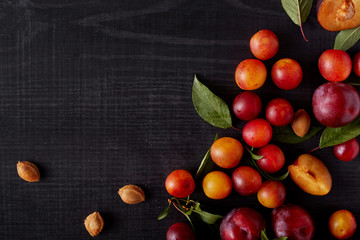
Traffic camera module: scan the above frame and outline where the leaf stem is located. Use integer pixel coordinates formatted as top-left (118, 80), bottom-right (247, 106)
top-left (297, 0), bottom-right (308, 42)
top-left (308, 146), bottom-right (320, 153)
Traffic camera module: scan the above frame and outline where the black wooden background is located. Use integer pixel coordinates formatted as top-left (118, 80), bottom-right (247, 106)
top-left (0, 0), bottom-right (359, 239)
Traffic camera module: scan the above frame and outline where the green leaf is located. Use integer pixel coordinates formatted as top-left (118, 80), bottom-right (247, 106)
top-left (261, 230), bottom-right (270, 240)
top-left (186, 209), bottom-right (193, 215)
top-left (193, 209), bottom-right (223, 224)
top-left (192, 75), bottom-right (232, 129)
top-left (272, 125), bottom-right (322, 144)
top-left (334, 26), bottom-right (360, 51)
top-left (249, 158), bottom-right (289, 181)
top-left (157, 204), bottom-right (171, 220)
top-left (319, 116), bottom-right (360, 148)
top-left (261, 229), bottom-right (288, 240)
top-left (281, 0), bottom-right (312, 41)
top-left (281, 0), bottom-right (313, 25)
top-left (194, 201), bottom-right (201, 211)
top-left (196, 133), bottom-right (219, 179)
top-left (246, 146), bottom-right (263, 160)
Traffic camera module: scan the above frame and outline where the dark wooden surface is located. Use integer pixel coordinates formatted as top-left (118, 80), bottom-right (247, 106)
top-left (0, 0), bottom-right (359, 239)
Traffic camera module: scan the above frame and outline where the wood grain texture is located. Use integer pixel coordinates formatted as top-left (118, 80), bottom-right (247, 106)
top-left (0, 0), bottom-right (359, 239)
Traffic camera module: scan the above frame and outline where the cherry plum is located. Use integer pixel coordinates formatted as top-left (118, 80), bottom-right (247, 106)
top-left (318, 49), bottom-right (351, 82)
top-left (202, 171), bottom-right (232, 200)
top-left (256, 144), bottom-right (285, 173)
top-left (167, 222), bottom-right (196, 240)
top-left (265, 98), bottom-right (294, 127)
top-left (165, 170), bottom-right (195, 198)
top-left (242, 119), bottom-right (273, 148)
top-left (233, 92), bottom-right (262, 121)
top-left (235, 59), bottom-right (267, 90)
top-left (250, 29), bottom-right (279, 60)
top-left (334, 138), bottom-right (359, 162)
top-left (271, 58), bottom-right (302, 90)
top-left (232, 166), bottom-right (262, 196)
top-left (210, 137), bottom-right (243, 169)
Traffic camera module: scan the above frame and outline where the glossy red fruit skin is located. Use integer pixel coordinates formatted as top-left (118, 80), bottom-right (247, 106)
top-left (256, 144), bottom-right (285, 173)
top-left (272, 204), bottom-right (314, 240)
top-left (250, 29), bottom-right (279, 60)
top-left (166, 222), bottom-right (196, 240)
top-left (220, 207), bottom-right (266, 240)
top-left (353, 52), bottom-right (360, 77)
top-left (165, 170), bottom-right (195, 198)
top-left (242, 119), bottom-right (273, 148)
top-left (232, 166), bottom-right (262, 196)
top-left (312, 82), bottom-right (360, 127)
top-left (265, 98), bottom-right (294, 127)
top-left (233, 92), bottom-right (262, 121)
top-left (271, 58), bottom-right (303, 90)
top-left (318, 49), bottom-right (352, 82)
top-left (334, 138), bottom-right (360, 162)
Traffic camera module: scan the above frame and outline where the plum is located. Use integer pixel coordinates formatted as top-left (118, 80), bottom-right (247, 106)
top-left (288, 154), bottom-right (332, 196)
top-left (242, 119), bottom-right (273, 148)
top-left (256, 144), bottom-right (285, 174)
top-left (272, 204), bottom-right (314, 240)
top-left (317, 0), bottom-right (360, 31)
top-left (257, 180), bottom-right (286, 209)
top-left (165, 170), bottom-right (195, 198)
top-left (232, 166), bottom-right (262, 196)
top-left (318, 49), bottom-right (351, 82)
top-left (353, 52), bottom-right (360, 77)
top-left (271, 58), bottom-right (302, 90)
top-left (203, 171), bottom-right (232, 200)
top-left (220, 207), bottom-right (266, 240)
top-left (235, 59), bottom-right (267, 90)
top-left (233, 92), bottom-right (262, 121)
top-left (265, 98), bottom-right (294, 127)
top-left (329, 210), bottom-right (357, 239)
top-left (250, 29), bottom-right (279, 60)
top-left (167, 222), bottom-right (196, 240)
top-left (312, 82), bottom-right (360, 127)
top-left (211, 137), bottom-right (243, 169)
top-left (334, 138), bottom-right (359, 161)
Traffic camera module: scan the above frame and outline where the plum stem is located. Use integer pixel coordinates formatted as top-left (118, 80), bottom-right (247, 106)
top-left (170, 199), bottom-right (195, 229)
top-left (297, 0), bottom-right (308, 42)
top-left (171, 201), bottom-right (186, 215)
top-left (232, 126), bottom-right (243, 131)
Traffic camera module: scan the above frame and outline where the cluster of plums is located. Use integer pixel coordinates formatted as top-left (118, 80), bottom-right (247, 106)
top-left (205, 136), bottom-right (286, 209)
top-left (235, 29), bottom-right (302, 91)
top-left (165, 29), bottom-right (360, 240)
top-left (314, 49), bottom-right (360, 161)
top-left (235, 30), bottom-right (360, 161)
